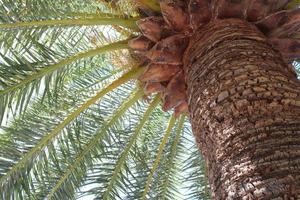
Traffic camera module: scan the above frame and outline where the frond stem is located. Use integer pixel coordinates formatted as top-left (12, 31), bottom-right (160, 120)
top-left (66, 12), bottom-right (122, 18)
top-left (161, 115), bottom-right (185, 197)
top-left (0, 17), bottom-right (139, 30)
top-left (0, 40), bottom-right (129, 96)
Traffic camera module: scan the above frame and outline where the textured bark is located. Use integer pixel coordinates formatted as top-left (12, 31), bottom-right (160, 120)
top-left (184, 19), bottom-right (300, 199)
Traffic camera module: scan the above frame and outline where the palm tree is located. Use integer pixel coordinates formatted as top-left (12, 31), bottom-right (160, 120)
top-left (0, 0), bottom-right (300, 199)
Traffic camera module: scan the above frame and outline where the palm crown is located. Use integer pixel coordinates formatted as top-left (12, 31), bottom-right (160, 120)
top-left (0, 0), bottom-right (300, 199)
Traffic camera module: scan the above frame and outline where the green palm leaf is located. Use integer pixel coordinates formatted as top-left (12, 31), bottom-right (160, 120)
top-left (0, 67), bottom-right (144, 198)
top-left (47, 89), bottom-right (144, 199)
top-left (142, 115), bottom-right (176, 200)
top-left (0, 0), bottom-right (211, 199)
top-left (102, 94), bottom-right (160, 200)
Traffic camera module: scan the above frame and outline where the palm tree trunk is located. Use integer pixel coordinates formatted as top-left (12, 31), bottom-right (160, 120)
top-left (184, 18), bottom-right (300, 199)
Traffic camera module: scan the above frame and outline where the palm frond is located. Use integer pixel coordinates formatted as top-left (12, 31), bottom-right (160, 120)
top-left (0, 0), bottom-right (213, 199)
top-left (0, 0), bottom-right (139, 124)
top-left (157, 115), bottom-right (185, 199)
top-left (142, 114), bottom-right (176, 200)
top-left (0, 38), bottom-right (129, 124)
top-left (102, 94), bottom-right (160, 199)
top-left (47, 89), bottom-right (144, 199)
top-left (0, 66), bottom-right (144, 198)
top-left (72, 99), bottom-right (168, 200)
top-left (0, 40), bottom-right (128, 96)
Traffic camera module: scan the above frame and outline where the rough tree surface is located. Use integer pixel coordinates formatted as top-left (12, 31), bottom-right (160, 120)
top-left (185, 18), bottom-right (300, 200)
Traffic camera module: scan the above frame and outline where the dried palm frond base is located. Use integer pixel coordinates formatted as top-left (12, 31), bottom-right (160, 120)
top-left (129, 0), bottom-right (299, 116)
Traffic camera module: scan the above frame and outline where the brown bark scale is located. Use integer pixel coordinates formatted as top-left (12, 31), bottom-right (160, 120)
top-left (184, 19), bottom-right (300, 200)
